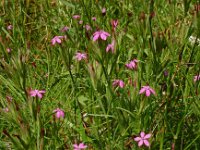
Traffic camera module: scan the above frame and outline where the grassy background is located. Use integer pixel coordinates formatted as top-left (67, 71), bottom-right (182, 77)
top-left (0, 0), bottom-right (200, 149)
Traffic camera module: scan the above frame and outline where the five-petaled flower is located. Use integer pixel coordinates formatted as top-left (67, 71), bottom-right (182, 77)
top-left (53, 108), bottom-right (65, 119)
top-left (113, 79), bottom-right (125, 88)
top-left (75, 52), bottom-right (87, 61)
top-left (93, 30), bottom-right (110, 41)
top-left (73, 143), bottom-right (87, 150)
top-left (139, 86), bottom-right (155, 97)
top-left (106, 40), bottom-right (115, 53)
top-left (125, 59), bottom-right (138, 70)
top-left (29, 89), bottom-right (46, 99)
top-left (134, 131), bottom-right (151, 147)
top-left (194, 75), bottom-right (200, 82)
top-left (51, 36), bottom-right (65, 45)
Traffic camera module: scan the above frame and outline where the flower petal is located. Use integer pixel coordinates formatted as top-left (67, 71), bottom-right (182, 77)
top-left (146, 90), bottom-right (151, 97)
top-left (138, 140), bottom-right (144, 147)
top-left (144, 133), bottom-right (151, 139)
top-left (93, 34), bottom-right (99, 41)
top-left (139, 88), bottom-right (146, 94)
top-left (140, 132), bottom-right (145, 138)
top-left (134, 137), bottom-right (141, 141)
top-left (144, 140), bottom-right (150, 147)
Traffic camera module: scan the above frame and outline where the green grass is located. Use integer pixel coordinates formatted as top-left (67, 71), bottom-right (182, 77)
top-left (0, 0), bottom-right (200, 149)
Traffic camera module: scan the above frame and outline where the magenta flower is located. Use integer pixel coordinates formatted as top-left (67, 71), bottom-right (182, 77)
top-left (51, 36), bottom-right (65, 45)
top-left (106, 40), bottom-right (115, 53)
top-left (7, 25), bottom-right (13, 30)
top-left (6, 48), bottom-right (11, 53)
top-left (111, 19), bottom-right (118, 30)
top-left (53, 108), bottom-right (65, 118)
top-left (194, 75), bottom-right (200, 82)
top-left (75, 52), bottom-right (87, 61)
top-left (113, 79), bottom-right (125, 88)
top-left (93, 30), bottom-right (110, 41)
top-left (102, 8), bottom-right (106, 14)
top-left (73, 143), bottom-right (87, 150)
top-left (29, 89), bottom-right (46, 99)
top-left (134, 132), bottom-right (151, 147)
top-left (125, 59), bottom-right (138, 70)
top-left (139, 86), bottom-right (155, 97)
top-left (92, 17), bottom-right (96, 21)
top-left (73, 15), bottom-right (80, 19)
top-left (84, 24), bottom-right (91, 31)
top-left (3, 107), bottom-right (9, 112)
top-left (79, 20), bottom-right (83, 24)
top-left (60, 26), bottom-right (69, 32)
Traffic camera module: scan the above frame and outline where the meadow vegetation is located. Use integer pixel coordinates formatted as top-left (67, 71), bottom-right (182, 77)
top-left (0, 0), bottom-right (200, 149)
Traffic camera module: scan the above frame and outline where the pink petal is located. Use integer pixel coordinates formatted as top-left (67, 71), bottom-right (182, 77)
top-left (56, 38), bottom-right (61, 43)
top-left (138, 140), bottom-right (144, 147)
top-left (146, 90), bottom-right (151, 97)
top-left (139, 88), bottom-right (146, 94)
top-left (140, 132), bottom-right (145, 138)
top-left (150, 88), bottom-right (155, 95)
top-left (37, 93), bottom-right (42, 99)
top-left (100, 34), bottom-right (107, 40)
top-left (144, 133), bottom-right (151, 139)
top-left (144, 140), bottom-right (150, 147)
top-left (134, 137), bottom-right (141, 141)
top-left (93, 34), bottom-right (99, 41)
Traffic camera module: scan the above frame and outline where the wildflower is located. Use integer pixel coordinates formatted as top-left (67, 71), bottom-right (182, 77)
top-left (102, 8), bottom-right (106, 15)
top-left (92, 17), bottom-right (96, 21)
top-left (84, 24), bottom-right (91, 31)
top-left (7, 25), bottom-right (13, 30)
top-left (73, 143), bottom-right (87, 150)
top-left (75, 52), bottom-right (87, 61)
top-left (125, 59), bottom-right (138, 70)
top-left (79, 20), bottom-right (83, 24)
top-left (29, 89), bottom-right (46, 99)
top-left (6, 48), bottom-right (11, 53)
top-left (106, 40), bottom-right (115, 53)
top-left (111, 19), bottom-right (118, 30)
top-left (93, 30), bottom-right (110, 41)
top-left (53, 108), bottom-right (65, 118)
top-left (113, 79), bottom-right (125, 88)
top-left (73, 15), bottom-right (80, 19)
top-left (194, 75), bottom-right (200, 82)
top-left (164, 70), bottom-right (168, 77)
top-left (139, 86), bottom-right (155, 97)
top-left (60, 26), bottom-right (69, 32)
top-left (51, 36), bottom-right (65, 45)
top-left (3, 107), bottom-right (9, 112)
top-left (134, 131), bottom-right (151, 147)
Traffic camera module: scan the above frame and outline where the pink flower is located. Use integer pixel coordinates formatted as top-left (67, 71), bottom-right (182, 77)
top-left (84, 24), bottom-right (91, 31)
top-left (102, 8), bottom-right (106, 14)
top-left (139, 86), bottom-right (155, 97)
top-left (7, 25), bottom-right (13, 30)
top-left (6, 48), bottom-right (11, 53)
top-left (125, 59), bottom-right (138, 70)
top-left (93, 30), bottom-right (110, 41)
top-left (51, 36), bottom-right (65, 45)
top-left (79, 20), bottom-right (83, 24)
top-left (73, 15), bottom-right (80, 19)
top-left (134, 132), bottom-right (151, 147)
top-left (75, 52), bottom-right (87, 61)
top-left (53, 108), bottom-right (65, 118)
top-left (73, 143), bottom-right (87, 150)
top-left (60, 26), bottom-right (69, 32)
top-left (92, 17), bottom-right (96, 21)
top-left (194, 75), bottom-right (200, 82)
top-left (106, 40), bottom-right (115, 53)
top-left (111, 19), bottom-right (118, 30)
top-left (113, 79), bottom-right (125, 88)
top-left (29, 89), bottom-right (46, 99)
top-left (3, 107), bottom-right (9, 112)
